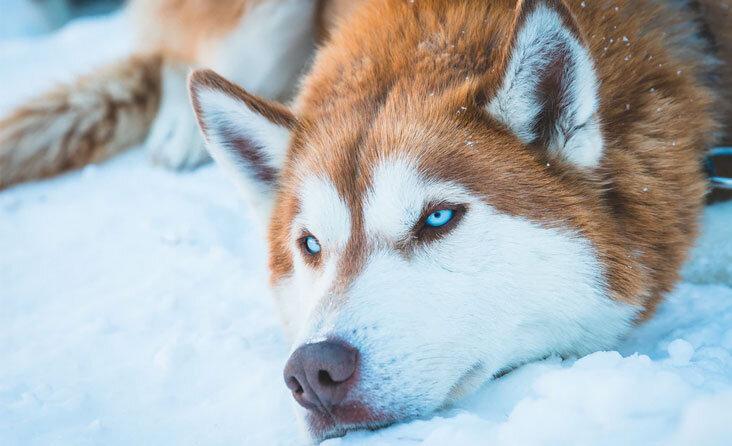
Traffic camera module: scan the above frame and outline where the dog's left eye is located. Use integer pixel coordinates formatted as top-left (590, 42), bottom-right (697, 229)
top-left (425, 209), bottom-right (454, 227)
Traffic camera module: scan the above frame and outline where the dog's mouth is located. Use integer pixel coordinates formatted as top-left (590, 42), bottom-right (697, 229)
top-left (306, 365), bottom-right (520, 442)
top-left (305, 402), bottom-right (397, 441)
top-left (306, 363), bottom-right (524, 441)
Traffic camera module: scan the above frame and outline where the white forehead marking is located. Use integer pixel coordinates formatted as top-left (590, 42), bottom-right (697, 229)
top-left (295, 175), bottom-right (351, 247)
top-left (363, 157), bottom-right (470, 240)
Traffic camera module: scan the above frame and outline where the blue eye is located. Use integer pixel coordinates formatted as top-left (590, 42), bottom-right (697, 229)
top-left (304, 235), bottom-right (321, 255)
top-left (425, 209), bottom-right (454, 228)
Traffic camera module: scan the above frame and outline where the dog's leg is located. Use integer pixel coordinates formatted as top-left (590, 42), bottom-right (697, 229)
top-left (200, 0), bottom-right (319, 103)
top-left (148, 0), bottom-right (320, 170)
top-left (146, 61), bottom-right (209, 170)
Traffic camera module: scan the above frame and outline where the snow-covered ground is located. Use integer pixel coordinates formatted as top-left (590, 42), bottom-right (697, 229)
top-left (1, 8), bottom-right (732, 446)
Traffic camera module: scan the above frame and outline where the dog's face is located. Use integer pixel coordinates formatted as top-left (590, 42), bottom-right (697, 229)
top-left (190, 0), bottom-right (641, 441)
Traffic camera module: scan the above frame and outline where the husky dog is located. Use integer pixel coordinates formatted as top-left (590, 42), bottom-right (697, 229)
top-left (1, 0), bottom-right (731, 443)
top-left (188, 0), bottom-right (731, 441)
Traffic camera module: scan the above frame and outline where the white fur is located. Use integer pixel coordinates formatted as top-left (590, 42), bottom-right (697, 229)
top-left (200, 0), bottom-right (318, 101)
top-left (146, 62), bottom-right (209, 170)
top-left (362, 156), bottom-right (427, 240)
top-left (294, 175), bottom-right (352, 249)
top-left (363, 156), bottom-right (471, 240)
top-left (193, 86), bottom-right (290, 222)
top-left (278, 158), bottom-right (637, 437)
top-left (277, 175), bottom-right (352, 341)
top-left (488, 3), bottom-right (603, 168)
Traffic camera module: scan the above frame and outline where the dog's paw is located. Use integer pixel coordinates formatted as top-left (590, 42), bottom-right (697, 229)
top-left (145, 62), bottom-right (210, 171)
top-left (146, 105), bottom-right (210, 171)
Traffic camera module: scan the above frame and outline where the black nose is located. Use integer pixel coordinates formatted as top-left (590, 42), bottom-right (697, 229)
top-left (283, 341), bottom-right (358, 412)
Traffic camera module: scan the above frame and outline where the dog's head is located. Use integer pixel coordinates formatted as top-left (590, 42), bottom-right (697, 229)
top-left (190, 0), bottom-right (641, 441)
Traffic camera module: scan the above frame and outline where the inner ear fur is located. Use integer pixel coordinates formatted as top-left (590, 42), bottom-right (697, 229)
top-left (188, 69), bottom-right (296, 218)
top-left (486, 0), bottom-right (604, 169)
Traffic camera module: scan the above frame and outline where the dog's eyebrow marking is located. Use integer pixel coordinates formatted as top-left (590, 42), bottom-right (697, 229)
top-left (362, 157), bottom-right (473, 242)
top-left (362, 157), bottom-right (428, 241)
top-left (296, 175), bottom-right (352, 248)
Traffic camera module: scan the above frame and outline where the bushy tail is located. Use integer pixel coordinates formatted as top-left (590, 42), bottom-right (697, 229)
top-left (0, 53), bottom-right (162, 189)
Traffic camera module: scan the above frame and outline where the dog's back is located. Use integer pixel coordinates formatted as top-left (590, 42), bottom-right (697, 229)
top-left (130, 0), bottom-right (252, 64)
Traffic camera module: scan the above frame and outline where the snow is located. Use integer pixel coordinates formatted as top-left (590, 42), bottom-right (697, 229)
top-left (1, 9), bottom-right (732, 446)
top-left (0, 11), bottom-right (133, 116)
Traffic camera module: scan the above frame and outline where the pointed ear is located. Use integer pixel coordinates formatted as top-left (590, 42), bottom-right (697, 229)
top-left (188, 69), bottom-right (295, 215)
top-left (487, 0), bottom-right (602, 168)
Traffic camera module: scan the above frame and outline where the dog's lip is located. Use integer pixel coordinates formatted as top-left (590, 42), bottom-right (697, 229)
top-left (305, 367), bottom-right (518, 441)
top-left (305, 402), bottom-right (395, 441)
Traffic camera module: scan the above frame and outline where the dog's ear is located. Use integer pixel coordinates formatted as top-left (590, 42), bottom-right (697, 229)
top-left (487, 0), bottom-right (602, 168)
top-left (189, 69), bottom-right (295, 217)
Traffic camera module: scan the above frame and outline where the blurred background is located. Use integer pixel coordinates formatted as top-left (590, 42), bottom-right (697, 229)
top-left (1, 0), bottom-right (124, 39)
top-left (0, 0), bottom-right (135, 116)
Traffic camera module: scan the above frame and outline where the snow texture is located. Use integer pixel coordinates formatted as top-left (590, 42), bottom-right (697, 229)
top-left (1, 8), bottom-right (731, 446)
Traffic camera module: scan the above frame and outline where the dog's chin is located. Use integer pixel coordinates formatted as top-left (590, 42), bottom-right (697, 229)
top-left (305, 370), bottom-right (517, 441)
top-left (304, 403), bottom-right (397, 442)
top-left (304, 370), bottom-right (504, 442)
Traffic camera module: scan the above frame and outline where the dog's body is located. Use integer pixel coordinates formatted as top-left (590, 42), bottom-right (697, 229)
top-left (1, 0), bottom-right (731, 442)
top-left (188, 0), bottom-right (732, 441)
top-left (0, 0), bottom-right (342, 187)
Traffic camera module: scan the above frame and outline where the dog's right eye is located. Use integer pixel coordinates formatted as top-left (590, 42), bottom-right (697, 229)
top-left (425, 209), bottom-right (454, 228)
top-left (301, 235), bottom-right (321, 256)
top-left (413, 203), bottom-right (467, 243)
